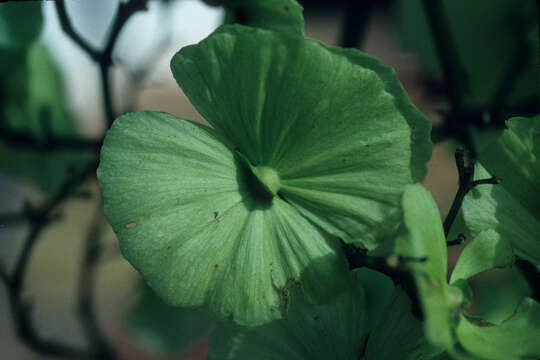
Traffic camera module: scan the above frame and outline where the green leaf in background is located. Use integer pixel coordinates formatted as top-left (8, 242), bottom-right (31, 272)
top-left (0, 42), bottom-right (90, 195)
top-left (455, 298), bottom-right (540, 360)
top-left (100, 22), bottom-right (431, 326)
top-left (354, 268), bottom-right (394, 332)
top-left (478, 115), bottom-right (540, 216)
top-left (462, 164), bottom-right (540, 265)
top-left (397, 0), bottom-right (539, 109)
top-left (450, 229), bottom-right (514, 284)
top-left (365, 289), bottom-right (450, 360)
top-left (466, 267), bottom-right (531, 325)
top-left (0, 2), bottom-right (43, 49)
top-left (218, 0), bottom-right (305, 36)
top-left (207, 274), bottom-right (367, 360)
top-left (172, 25), bottom-right (431, 249)
top-left (127, 281), bottom-right (214, 354)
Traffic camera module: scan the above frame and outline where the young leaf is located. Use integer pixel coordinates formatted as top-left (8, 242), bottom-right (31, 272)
top-left (171, 25), bottom-right (431, 249)
top-left (455, 298), bottom-right (540, 360)
top-left (394, 184), bottom-right (457, 349)
top-left (207, 275), bottom-right (367, 360)
top-left (98, 111), bottom-right (348, 326)
top-left (396, 184), bottom-right (447, 282)
top-left (450, 229), bottom-right (514, 284)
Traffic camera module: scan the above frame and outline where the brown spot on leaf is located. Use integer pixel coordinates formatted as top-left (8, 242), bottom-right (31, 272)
top-left (124, 222), bottom-right (137, 229)
top-left (214, 264), bottom-right (219, 269)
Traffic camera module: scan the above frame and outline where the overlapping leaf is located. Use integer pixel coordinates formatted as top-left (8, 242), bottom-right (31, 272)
top-left (393, 185), bottom-right (540, 360)
top-left (207, 273), bottom-right (367, 360)
top-left (462, 116), bottom-right (540, 264)
top-left (99, 16), bottom-right (430, 325)
top-left (171, 24), bottom-right (431, 249)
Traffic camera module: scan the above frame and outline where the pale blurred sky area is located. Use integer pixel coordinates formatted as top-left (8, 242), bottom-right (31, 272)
top-left (41, 0), bottom-right (223, 137)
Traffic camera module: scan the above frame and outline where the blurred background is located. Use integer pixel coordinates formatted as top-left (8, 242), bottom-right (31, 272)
top-left (0, 0), bottom-right (538, 359)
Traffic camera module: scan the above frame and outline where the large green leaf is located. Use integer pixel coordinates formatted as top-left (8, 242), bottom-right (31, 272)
top-left (207, 273), bottom-right (367, 360)
top-left (0, 2), bottom-right (42, 49)
top-left (98, 111), bottom-right (348, 326)
top-left (462, 164), bottom-right (540, 264)
top-left (455, 298), bottom-right (540, 360)
top-left (365, 289), bottom-right (450, 360)
top-left (450, 229), bottom-right (514, 284)
top-left (397, 0), bottom-right (539, 108)
top-left (171, 25), bottom-right (431, 249)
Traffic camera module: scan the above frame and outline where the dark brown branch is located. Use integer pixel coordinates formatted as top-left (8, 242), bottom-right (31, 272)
top-left (1, 161), bottom-right (98, 358)
top-left (77, 203), bottom-right (115, 360)
top-left (341, 240), bottom-right (425, 319)
top-left (0, 125), bottom-right (102, 151)
top-left (447, 233), bottom-right (466, 247)
top-left (55, 0), bottom-right (100, 62)
top-left (442, 149), bottom-right (501, 237)
top-left (338, 0), bottom-right (376, 49)
top-left (56, 0), bottom-right (149, 127)
top-left (421, 0), bottom-right (468, 108)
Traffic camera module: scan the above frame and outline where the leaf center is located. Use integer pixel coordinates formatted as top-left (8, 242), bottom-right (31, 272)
top-left (251, 165), bottom-right (280, 197)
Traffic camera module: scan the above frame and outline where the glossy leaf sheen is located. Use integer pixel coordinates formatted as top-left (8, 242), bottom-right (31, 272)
top-left (171, 25), bottom-right (431, 249)
top-left (450, 229), bottom-right (513, 284)
top-left (98, 111), bottom-right (347, 326)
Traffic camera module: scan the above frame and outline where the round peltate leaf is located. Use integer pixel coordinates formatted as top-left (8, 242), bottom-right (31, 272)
top-left (171, 25), bottom-right (431, 249)
top-left (98, 111), bottom-right (348, 326)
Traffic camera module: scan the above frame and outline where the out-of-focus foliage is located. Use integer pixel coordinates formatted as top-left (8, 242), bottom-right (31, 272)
top-left (0, 2), bottom-right (89, 194)
top-left (0, 2), bottom-right (43, 49)
top-left (203, 0), bottom-right (305, 35)
top-left (397, 0), bottom-right (539, 109)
